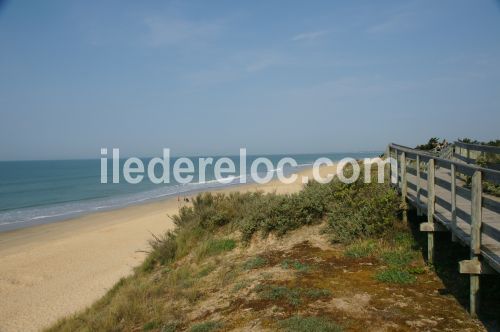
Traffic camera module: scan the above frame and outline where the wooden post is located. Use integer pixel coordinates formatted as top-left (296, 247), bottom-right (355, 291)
top-left (471, 170), bottom-right (482, 255)
top-left (385, 146), bottom-right (390, 185)
top-left (427, 159), bottom-right (435, 264)
top-left (416, 155), bottom-right (422, 216)
top-left (469, 170), bottom-right (482, 317)
top-left (451, 164), bottom-right (457, 242)
top-left (394, 149), bottom-right (399, 189)
top-left (400, 152), bottom-right (407, 222)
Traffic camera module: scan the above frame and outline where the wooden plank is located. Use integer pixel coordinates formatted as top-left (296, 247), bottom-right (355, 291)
top-left (484, 197), bottom-right (500, 215)
top-left (435, 158), bottom-right (452, 169)
top-left (459, 259), bottom-right (496, 274)
top-left (420, 222), bottom-right (447, 232)
top-left (483, 171), bottom-right (500, 184)
top-left (454, 153), bottom-right (475, 164)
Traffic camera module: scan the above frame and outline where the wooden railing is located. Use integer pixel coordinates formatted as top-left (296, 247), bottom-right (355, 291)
top-left (386, 143), bottom-right (500, 317)
top-left (454, 141), bottom-right (500, 170)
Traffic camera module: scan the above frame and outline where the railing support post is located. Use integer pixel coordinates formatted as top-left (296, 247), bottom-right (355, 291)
top-left (400, 152), bottom-right (407, 222)
top-left (451, 164), bottom-right (457, 242)
top-left (416, 155), bottom-right (422, 216)
top-left (385, 146), bottom-right (391, 184)
top-left (394, 149), bottom-right (399, 189)
top-left (469, 170), bottom-right (482, 317)
top-left (427, 159), bottom-right (435, 264)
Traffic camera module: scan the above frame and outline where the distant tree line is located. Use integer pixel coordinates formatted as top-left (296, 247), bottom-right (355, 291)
top-left (415, 137), bottom-right (500, 151)
top-left (458, 138), bottom-right (500, 147)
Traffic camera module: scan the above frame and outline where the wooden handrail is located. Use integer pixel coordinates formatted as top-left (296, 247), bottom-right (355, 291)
top-left (389, 143), bottom-right (500, 184)
top-left (455, 141), bottom-right (500, 154)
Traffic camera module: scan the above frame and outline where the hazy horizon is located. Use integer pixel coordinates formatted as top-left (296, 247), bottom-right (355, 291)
top-left (1, 0), bottom-right (499, 161)
top-left (0, 149), bottom-right (384, 162)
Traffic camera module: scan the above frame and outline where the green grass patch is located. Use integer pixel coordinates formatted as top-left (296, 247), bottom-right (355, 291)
top-left (256, 284), bottom-right (302, 306)
top-left (255, 284), bottom-right (331, 306)
top-left (162, 322), bottom-right (180, 332)
top-left (168, 265), bottom-right (194, 289)
top-left (380, 249), bottom-right (415, 267)
top-left (281, 259), bottom-right (310, 272)
top-left (303, 288), bottom-right (332, 299)
top-left (143, 320), bottom-right (161, 331)
top-left (392, 232), bottom-right (416, 248)
top-left (375, 268), bottom-right (416, 284)
top-left (407, 266), bottom-right (426, 275)
top-left (196, 264), bottom-right (216, 278)
top-left (232, 280), bottom-right (250, 292)
top-left (196, 238), bottom-right (236, 260)
top-left (243, 256), bottom-right (268, 270)
top-left (278, 315), bottom-right (342, 332)
top-left (190, 321), bottom-right (221, 332)
top-left (344, 240), bottom-right (377, 258)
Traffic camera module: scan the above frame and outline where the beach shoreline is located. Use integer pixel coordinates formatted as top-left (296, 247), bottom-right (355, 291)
top-left (0, 165), bottom-right (335, 332)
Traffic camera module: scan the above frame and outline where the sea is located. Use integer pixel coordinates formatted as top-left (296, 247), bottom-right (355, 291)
top-left (0, 152), bottom-right (380, 232)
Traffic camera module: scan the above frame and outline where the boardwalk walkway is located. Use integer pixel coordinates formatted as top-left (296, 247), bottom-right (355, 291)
top-left (387, 143), bottom-right (500, 317)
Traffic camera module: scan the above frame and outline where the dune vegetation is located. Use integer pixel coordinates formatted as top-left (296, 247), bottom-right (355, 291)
top-left (47, 172), bottom-right (485, 332)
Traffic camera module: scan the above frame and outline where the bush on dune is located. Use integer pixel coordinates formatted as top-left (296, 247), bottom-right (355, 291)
top-left (143, 171), bottom-right (401, 271)
top-left (326, 180), bottom-right (400, 243)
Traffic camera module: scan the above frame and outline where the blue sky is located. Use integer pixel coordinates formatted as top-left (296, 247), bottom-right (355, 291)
top-left (0, 0), bottom-right (499, 160)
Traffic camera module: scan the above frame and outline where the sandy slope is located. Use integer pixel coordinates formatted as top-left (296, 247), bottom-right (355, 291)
top-left (0, 165), bottom-right (336, 331)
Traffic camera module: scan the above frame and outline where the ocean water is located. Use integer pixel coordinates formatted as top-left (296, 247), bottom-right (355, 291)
top-left (0, 152), bottom-right (380, 232)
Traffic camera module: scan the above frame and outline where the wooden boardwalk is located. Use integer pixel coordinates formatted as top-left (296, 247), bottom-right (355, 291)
top-left (387, 143), bottom-right (500, 317)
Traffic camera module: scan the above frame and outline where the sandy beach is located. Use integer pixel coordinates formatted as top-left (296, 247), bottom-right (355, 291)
top-left (0, 166), bottom-right (331, 332)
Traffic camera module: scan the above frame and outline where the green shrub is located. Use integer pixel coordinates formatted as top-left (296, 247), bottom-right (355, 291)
top-left (278, 315), bottom-right (342, 332)
top-left (326, 180), bottom-right (400, 244)
top-left (142, 232), bottom-right (178, 272)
